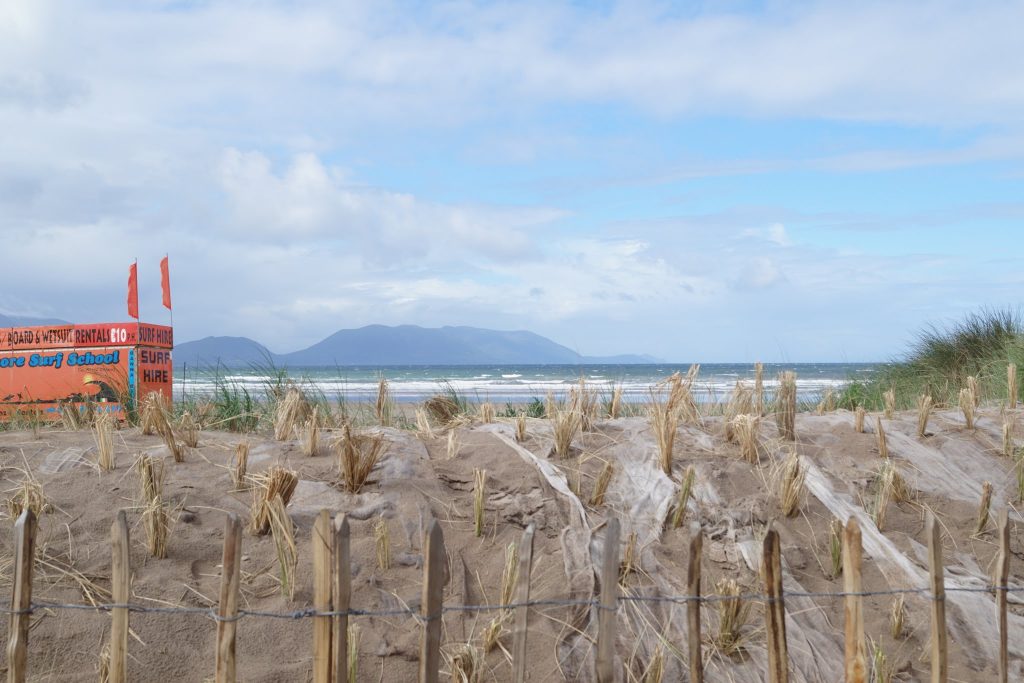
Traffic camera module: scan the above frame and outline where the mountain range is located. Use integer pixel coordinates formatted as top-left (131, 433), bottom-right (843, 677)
top-left (1, 315), bottom-right (657, 365)
top-left (173, 325), bottom-right (659, 366)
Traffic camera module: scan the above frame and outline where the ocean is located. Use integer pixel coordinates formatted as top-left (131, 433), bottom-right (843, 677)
top-left (175, 363), bottom-right (879, 405)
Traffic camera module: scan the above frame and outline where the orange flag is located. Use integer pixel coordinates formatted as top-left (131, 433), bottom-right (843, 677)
top-left (160, 256), bottom-right (172, 310)
top-left (127, 262), bottom-right (139, 319)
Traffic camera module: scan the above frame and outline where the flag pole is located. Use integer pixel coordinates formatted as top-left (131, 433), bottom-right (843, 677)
top-left (166, 253), bottom-right (174, 335)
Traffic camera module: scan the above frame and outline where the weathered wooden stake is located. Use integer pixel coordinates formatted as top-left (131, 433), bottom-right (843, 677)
top-left (926, 511), bottom-right (947, 683)
top-left (763, 527), bottom-right (789, 683)
top-left (215, 513), bottom-right (243, 683)
top-left (996, 508), bottom-right (1010, 683)
top-left (419, 519), bottom-right (446, 683)
top-left (333, 514), bottom-right (351, 683)
top-left (6, 509), bottom-right (37, 683)
top-left (596, 517), bottom-right (620, 683)
top-left (843, 518), bottom-right (866, 683)
top-left (512, 524), bottom-right (536, 683)
top-left (109, 510), bottom-right (130, 683)
top-left (687, 522), bottom-right (704, 683)
top-left (312, 510), bottom-right (333, 683)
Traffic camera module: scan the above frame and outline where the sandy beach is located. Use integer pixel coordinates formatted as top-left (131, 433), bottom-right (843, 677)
top-left (0, 391), bottom-right (1020, 682)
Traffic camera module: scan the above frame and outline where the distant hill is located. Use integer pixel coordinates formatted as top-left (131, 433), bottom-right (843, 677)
top-left (173, 325), bottom-right (657, 366)
top-left (0, 313), bottom-right (69, 327)
top-left (173, 336), bottom-right (276, 367)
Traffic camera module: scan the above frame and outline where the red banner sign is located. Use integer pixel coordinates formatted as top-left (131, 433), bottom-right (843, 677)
top-left (1, 323), bottom-right (173, 352)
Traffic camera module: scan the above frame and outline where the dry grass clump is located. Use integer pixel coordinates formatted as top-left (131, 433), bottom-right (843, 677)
top-left (448, 642), bottom-right (484, 683)
top-left (959, 385), bottom-right (976, 430)
top-left (1009, 363), bottom-right (1018, 410)
top-left (479, 402), bottom-right (495, 424)
top-left (776, 451), bottom-right (805, 517)
top-left (447, 430), bottom-right (461, 460)
top-left (829, 519), bottom-right (843, 579)
top-left (473, 469), bottom-right (486, 537)
top-left (424, 395), bottom-right (461, 425)
top-left (374, 516), bottom-right (390, 570)
top-left (854, 406), bottom-right (866, 433)
top-left (731, 414), bottom-right (760, 463)
top-left (775, 371), bottom-right (797, 441)
top-left (178, 412), bottom-right (199, 448)
top-left (649, 396), bottom-right (679, 475)
top-left (233, 441), bottom-right (250, 490)
top-left (135, 454), bottom-right (170, 558)
top-left (883, 389), bottom-right (895, 419)
top-left (482, 541), bottom-right (518, 654)
top-left (249, 466), bottom-right (299, 535)
top-left (916, 394), bottom-right (933, 438)
top-left (337, 424), bottom-right (387, 494)
top-left (60, 401), bottom-right (84, 431)
top-left (569, 379), bottom-right (600, 431)
top-left (6, 475), bottom-right (49, 520)
top-left (871, 461), bottom-right (912, 531)
top-left (551, 407), bottom-right (581, 459)
top-left (816, 387), bottom-right (835, 415)
top-left (724, 382), bottom-right (754, 441)
top-left (967, 375), bottom-right (980, 408)
top-left (143, 496), bottom-right (171, 558)
top-left (274, 388), bottom-right (309, 441)
top-left (375, 377), bottom-right (393, 427)
top-left (870, 640), bottom-right (893, 683)
top-left (712, 578), bottom-right (751, 658)
top-left (139, 392), bottom-right (167, 436)
top-left (881, 461), bottom-right (912, 503)
top-left (669, 466), bottom-right (696, 530)
top-left (515, 415), bottom-right (526, 443)
top-left (876, 417), bottom-right (889, 459)
top-left (267, 494), bottom-right (297, 599)
top-left (890, 595), bottom-right (907, 639)
top-left (544, 391), bottom-right (557, 419)
top-left (588, 459), bottom-right (614, 508)
top-left (661, 365), bottom-right (701, 425)
top-left (135, 454), bottom-right (164, 505)
top-left (754, 362), bottom-right (764, 416)
top-left (143, 393), bottom-right (184, 462)
top-left (414, 408), bottom-right (435, 439)
top-left (608, 386), bottom-right (623, 419)
top-left (975, 481), bottom-right (993, 535)
top-left (302, 406), bottom-right (320, 457)
top-left (94, 413), bottom-right (115, 471)
top-left (642, 647), bottom-right (665, 683)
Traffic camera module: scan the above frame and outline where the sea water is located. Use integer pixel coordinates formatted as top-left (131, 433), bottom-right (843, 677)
top-left (175, 363), bottom-right (879, 405)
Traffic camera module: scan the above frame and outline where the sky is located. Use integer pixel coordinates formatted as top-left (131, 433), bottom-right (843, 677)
top-left (2, 0), bottom-right (1023, 362)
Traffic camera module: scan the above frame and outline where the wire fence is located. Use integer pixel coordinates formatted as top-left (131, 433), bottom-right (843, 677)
top-left (3, 583), bottom-right (1020, 622)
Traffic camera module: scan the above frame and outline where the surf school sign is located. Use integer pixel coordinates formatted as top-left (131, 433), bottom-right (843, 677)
top-left (0, 322), bottom-right (173, 421)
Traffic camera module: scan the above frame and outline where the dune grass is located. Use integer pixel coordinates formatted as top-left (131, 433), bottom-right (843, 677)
top-left (840, 308), bottom-right (1024, 410)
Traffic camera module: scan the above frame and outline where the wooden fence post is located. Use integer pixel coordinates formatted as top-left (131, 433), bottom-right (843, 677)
top-left (926, 511), bottom-right (947, 683)
top-left (596, 517), bottom-right (620, 683)
top-left (334, 514), bottom-right (351, 683)
top-left (312, 510), bottom-right (333, 683)
top-left (419, 519), bottom-right (446, 683)
top-left (996, 508), bottom-right (1010, 683)
top-left (6, 508), bottom-right (37, 683)
top-left (687, 522), bottom-right (703, 683)
top-left (843, 518), bottom-right (866, 683)
top-left (109, 510), bottom-right (130, 683)
top-left (512, 523), bottom-right (536, 683)
top-left (763, 527), bottom-right (789, 683)
top-left (215, 513), bottom-right (243, 683)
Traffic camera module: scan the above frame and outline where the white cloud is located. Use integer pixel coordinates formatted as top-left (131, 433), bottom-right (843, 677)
top-left (217, 149), bottom-right (560, 265)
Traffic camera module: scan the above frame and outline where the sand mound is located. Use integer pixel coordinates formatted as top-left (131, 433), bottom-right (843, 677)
top-left (1, 404), bottom-right (1022, 680)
